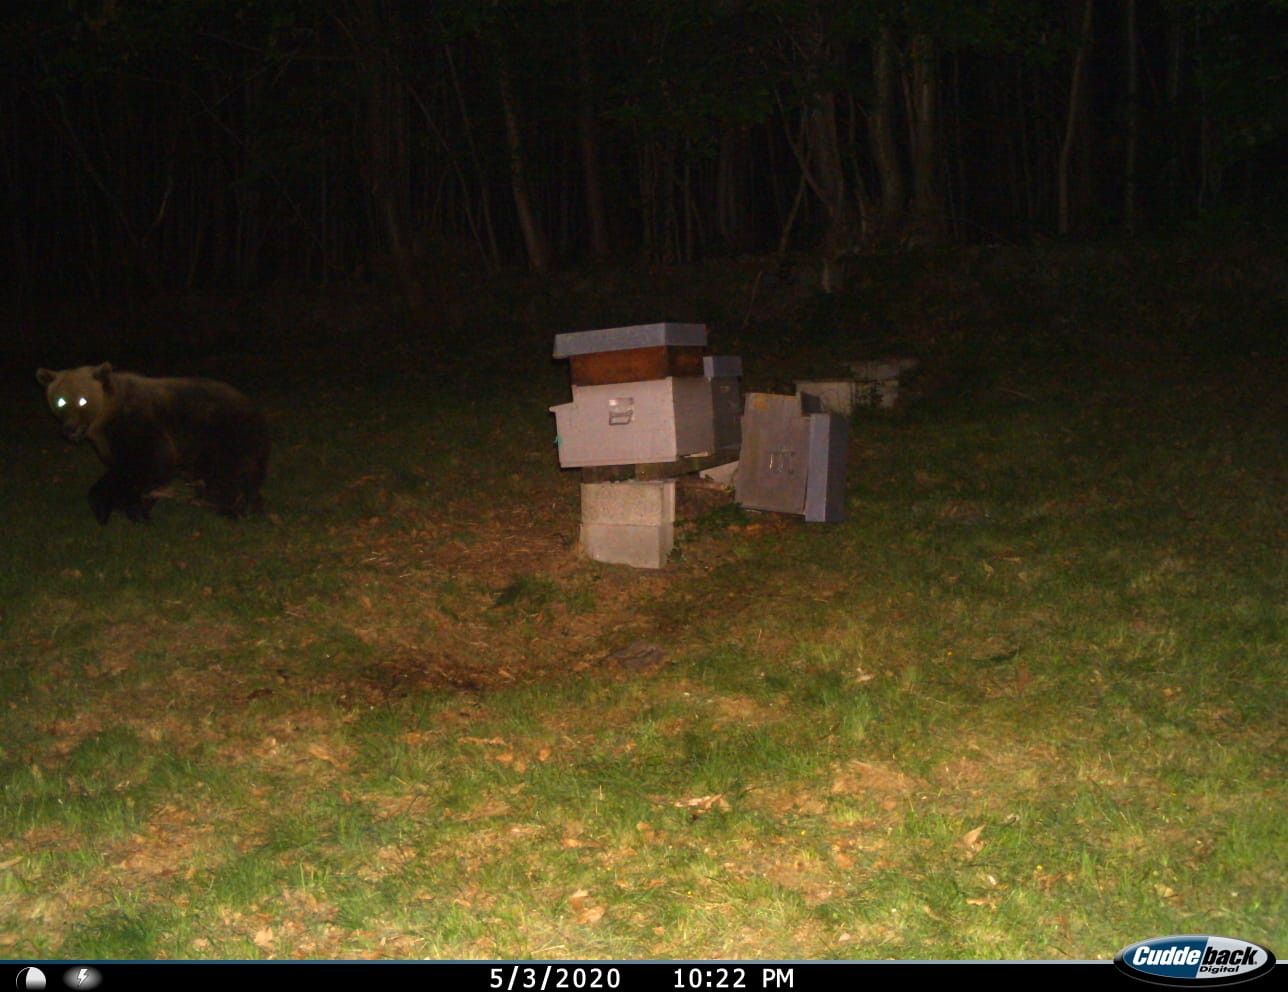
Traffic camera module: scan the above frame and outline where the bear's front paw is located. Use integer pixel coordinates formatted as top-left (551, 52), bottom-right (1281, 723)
top-left (124, 498), bottom-right (154, 523)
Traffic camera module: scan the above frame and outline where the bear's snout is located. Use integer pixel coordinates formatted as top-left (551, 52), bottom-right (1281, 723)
top-left (62, 423), bottom-right (87, 442)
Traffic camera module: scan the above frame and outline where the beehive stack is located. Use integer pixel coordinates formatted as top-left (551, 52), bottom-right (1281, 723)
top-left (551, 323), bottom-right (743, 567)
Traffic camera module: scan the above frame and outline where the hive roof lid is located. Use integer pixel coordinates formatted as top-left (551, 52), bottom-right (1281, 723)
top-left (554, 322), bottom-right (708, 358)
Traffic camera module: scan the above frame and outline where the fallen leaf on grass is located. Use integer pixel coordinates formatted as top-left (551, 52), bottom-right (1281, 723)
top-left (306, 743), bottom-right (347, 769)
top-left (253, 927), bottom-right (275, 950)
top-left (673, 794), bottom-right (731, 815)
top-left (568, 890), bottom-right (605, 925)
top-left (459, 736), bottom-right (508, 747)
top-left (961, 825), bottom-right (986, 855)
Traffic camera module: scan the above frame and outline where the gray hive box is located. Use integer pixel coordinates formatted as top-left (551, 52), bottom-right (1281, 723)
top-left (736, 393), bottom-right (849, 521)
top-left (705, 355), bottom-right (743, 452)
top-left (551, 377), bottom-right (716, 467)
top-left (553, 322), bottom-right (708, 358)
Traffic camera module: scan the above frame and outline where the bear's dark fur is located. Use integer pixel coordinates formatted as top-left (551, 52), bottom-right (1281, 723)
top-left (37, 363), bottom-right (270, 524)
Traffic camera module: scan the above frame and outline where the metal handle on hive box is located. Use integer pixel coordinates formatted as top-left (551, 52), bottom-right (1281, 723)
top-left (607, 398), bottom-right (634, 426)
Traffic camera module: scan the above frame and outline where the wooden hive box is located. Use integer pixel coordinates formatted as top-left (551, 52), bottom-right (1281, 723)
top-left (554, 322), bottom-right (708, 386)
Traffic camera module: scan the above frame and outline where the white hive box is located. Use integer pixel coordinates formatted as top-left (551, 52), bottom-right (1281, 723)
top-left (551, 377), bottom-right (716, 468)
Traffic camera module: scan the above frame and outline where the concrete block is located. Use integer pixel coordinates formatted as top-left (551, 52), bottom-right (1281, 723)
top-left (580, 480), bottom-right (676, 526)
top-left (848, 357), bottom-right (918, 381)
top-left (580, 522), bottom-right (675, 568)
top-left (795, 380), bottom-right (856, 417)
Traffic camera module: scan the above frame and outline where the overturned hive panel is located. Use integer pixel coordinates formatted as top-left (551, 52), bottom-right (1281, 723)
top-left (735, 393), bottom-right (812, 514)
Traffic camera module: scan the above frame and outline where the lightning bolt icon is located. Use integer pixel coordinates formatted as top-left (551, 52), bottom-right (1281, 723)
top-left (75, 970), bottom-right (87, 987)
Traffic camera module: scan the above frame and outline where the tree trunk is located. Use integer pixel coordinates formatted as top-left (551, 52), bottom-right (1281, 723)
top-left (869, 25), bottom-right (905, 242)
top-left (1165, 13), bottom-right (1184, 218)
top-left (444, 41), bottom-right (500, 268)
top-left (1124, 0), bottom-right (1139, 235)
top-left (1058, 0), bottom-right (1093, 236)
top-left (908, 33), bottom-right (946, 244)
top-left (496, 51), bottom-right (548, 272)
top-left (576, 4), bottom-right (609, 259)
top-left (805, 92), bottom-right (857, 290)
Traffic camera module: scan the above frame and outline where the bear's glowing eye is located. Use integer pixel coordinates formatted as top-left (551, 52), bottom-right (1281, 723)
top-left (56, 397), bottom-right (66, 408)
top-left (78, 397), bottom-right (88, 407)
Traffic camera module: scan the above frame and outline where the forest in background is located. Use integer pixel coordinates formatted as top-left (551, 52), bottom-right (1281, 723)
top-left (2, 0), bottom-right (1284, 306)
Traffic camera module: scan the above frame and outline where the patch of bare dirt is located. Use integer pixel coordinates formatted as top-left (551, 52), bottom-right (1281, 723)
top-left (292, 485), bottom-right (770, 702)
top-left (829, 760), bottom-right (924, 808)
top-left (105, 802), bottom-right (219, 884)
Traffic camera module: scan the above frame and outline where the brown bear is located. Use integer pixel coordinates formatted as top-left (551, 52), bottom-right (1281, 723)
top-left (36, 363), bottom-right (270, 524)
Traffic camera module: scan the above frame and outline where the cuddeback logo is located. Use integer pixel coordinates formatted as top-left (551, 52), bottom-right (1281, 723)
top-left (1115, 935), bottom-right (1277, 986)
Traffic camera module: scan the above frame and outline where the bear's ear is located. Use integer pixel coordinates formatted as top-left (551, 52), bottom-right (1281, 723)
top-left (93, 363), bottom-right (114, 389)
top-left (36, 368), bottom-right (55, 386)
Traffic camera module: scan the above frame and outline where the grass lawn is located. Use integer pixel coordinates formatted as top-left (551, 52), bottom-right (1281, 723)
top-left (0, 253), bottom-right (1283, 961)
